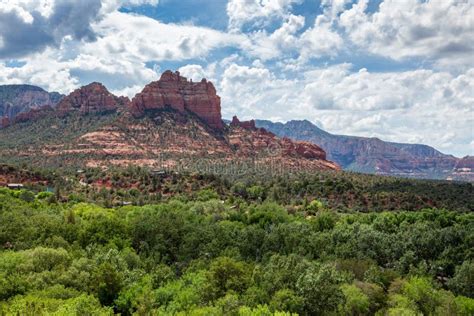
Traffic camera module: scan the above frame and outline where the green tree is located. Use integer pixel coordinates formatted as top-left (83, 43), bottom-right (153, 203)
top-left (338, 284), bottom-right (370, 316)
top-left (448, 261), bottom-right (474, 298)
top-left (269, 289), bottom-right (304, 314)
top-left (92, 262), bottom-right (123, 306)
top-left (205, 257), bottom-right (252, 301)
top-left (296, 264), bottom-right (346, 315)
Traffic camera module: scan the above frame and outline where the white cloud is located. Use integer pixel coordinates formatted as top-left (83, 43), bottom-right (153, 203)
top-left (0, 0), bottom-right (165, 59)
top-left (298, 16), bottom-right (343, 61)
top-left (339, 0), bottom-right (474, 69)
top-left (0, 0), bottom-right (103, 58)
top-left (0, 1), bottom-right (35, 23)
top-left (90, 11), bottom-right (246, 62)
top-left (321, 0), bottom-right (352, 19)
top-left (227, 0), bottom-right (302, 31)
top-left (111, 84), bottom-right (143, 98)
top-left (219, 63), bottom-right (299, 119)
top-left (178, 64), bottom-right (211, 82)
top-left (0, 49), bottom-right (80, 93)
top-left (100, 0), bottom-right (159, 14)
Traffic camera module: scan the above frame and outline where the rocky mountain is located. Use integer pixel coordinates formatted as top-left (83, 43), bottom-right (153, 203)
top-left (255, 119), bottom-right (473, 181)
top-left (0, 84), bottom-right (63, 127)
top-left (0, 71), bottom-right (339, 173)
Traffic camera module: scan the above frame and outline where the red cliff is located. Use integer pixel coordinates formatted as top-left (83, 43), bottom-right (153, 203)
top-left (131, 70), bottom-right (224, 130)
top-left (57, 82), bottom-right (128, 116)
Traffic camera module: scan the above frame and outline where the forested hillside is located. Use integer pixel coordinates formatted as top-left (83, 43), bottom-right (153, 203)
top-left (0, 174), bottom-right (473, 315)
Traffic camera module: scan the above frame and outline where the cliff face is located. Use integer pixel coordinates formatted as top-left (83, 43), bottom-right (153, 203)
top-left (0, 84), bottom-right (63, 127)
top-left (56, 82), bottom-right (129, 115)
top-left (131, 71), bottom-right (224, 130)
top-left (256, 119), bottom-right (473, 181)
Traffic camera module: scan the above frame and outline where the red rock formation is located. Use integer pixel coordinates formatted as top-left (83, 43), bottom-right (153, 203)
top-left (14, 105), bottom-right (54, 123)
top-left (277, 138), bottom-right (327, 160)
top-left (293, 141), bottom-right (327, 160)
top-left (230, 116), bottom-right (257, 130)
top-left (131, 70), bottom-right (224, 130)
top-left (0, 116), bottom-right (9, 128)
top-left (454, 156), bottom-right (474, 170)
top-left (57, 82), bottom-right (127, 116)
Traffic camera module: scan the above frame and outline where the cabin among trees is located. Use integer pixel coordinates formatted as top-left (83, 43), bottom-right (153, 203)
top-left (6, 183), bottom-right (24, 190)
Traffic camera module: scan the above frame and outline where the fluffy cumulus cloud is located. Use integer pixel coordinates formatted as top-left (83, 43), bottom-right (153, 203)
top-left (227, 0), bottom-right (303, 31)
top-left (101, 0), bottom-right (159, 13)
top-left (339, 0), bottom-right (474, 69)
top-left (0, 0), bottom-right (103, 58)
top-left (0, 0), bottom-right (162, 57)
top-left (178, 64), bottom-right (217, 83)
top-left (297, 16), bottom-right (343, 61)
top-left (91, 12), bottom-right (244, 63)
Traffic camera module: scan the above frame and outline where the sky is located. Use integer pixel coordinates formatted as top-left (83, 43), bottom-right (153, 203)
top-left (0, 0), bottom-right (473, 157)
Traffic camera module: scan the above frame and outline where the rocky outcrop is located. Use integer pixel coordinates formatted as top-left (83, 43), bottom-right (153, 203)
top-left (0, 84), bottom-right (63, 125)
top-left (131, 70), bottom-right (224, 130)
top-left (14, 105), bottom-right (54, 123)
top-left (230, 116), bottom-right (257, 130)
top-left (57, 82), bottom-right (128, 116)
top-left (289, 140), bottom-right (327, 160)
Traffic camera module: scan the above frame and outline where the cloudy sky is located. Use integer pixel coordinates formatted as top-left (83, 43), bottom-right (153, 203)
top-left (0, 0), bottom-right (473, 156)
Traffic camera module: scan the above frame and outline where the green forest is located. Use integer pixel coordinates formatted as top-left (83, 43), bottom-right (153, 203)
top-left (0, 167), bottom-right (473, 315)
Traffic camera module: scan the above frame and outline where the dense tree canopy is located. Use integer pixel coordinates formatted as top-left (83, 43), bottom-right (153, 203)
top-left (0, 182), bottom-right (473, 315)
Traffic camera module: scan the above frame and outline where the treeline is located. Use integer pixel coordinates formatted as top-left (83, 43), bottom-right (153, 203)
top-left (41, 165), bottom-right (474, 212)
top-left (0, 187), bottom-right (473, 315)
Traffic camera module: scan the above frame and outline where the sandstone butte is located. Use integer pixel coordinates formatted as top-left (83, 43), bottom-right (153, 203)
top-left (130, 70), bottom-right (224, 130)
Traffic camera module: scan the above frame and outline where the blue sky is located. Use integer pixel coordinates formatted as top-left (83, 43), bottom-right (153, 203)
top-left (0, 0), bottom-right (473, 156)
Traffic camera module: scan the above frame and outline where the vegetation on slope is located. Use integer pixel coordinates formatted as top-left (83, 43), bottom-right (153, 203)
top-left (3, 164), bottom-right (472, 212)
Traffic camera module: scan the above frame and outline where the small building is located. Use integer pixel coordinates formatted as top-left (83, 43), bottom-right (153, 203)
top-left (7, 183), bottom-right (24, 190)
top-left (150, 170), bottom-right (167, 176)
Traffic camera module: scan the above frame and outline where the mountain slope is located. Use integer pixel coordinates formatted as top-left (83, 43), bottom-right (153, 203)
top-left (0, 84), bottom-right (63, 127)
top-left (255, 119), bottom-right (473, 181)
top-left (0, 72), bottom-right (339, 173)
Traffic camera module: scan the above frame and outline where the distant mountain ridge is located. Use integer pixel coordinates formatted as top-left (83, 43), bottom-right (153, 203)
top-left (255, 119), bottom-right (473, 181)
top-left (0, 84), bottom-right (63, 127)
